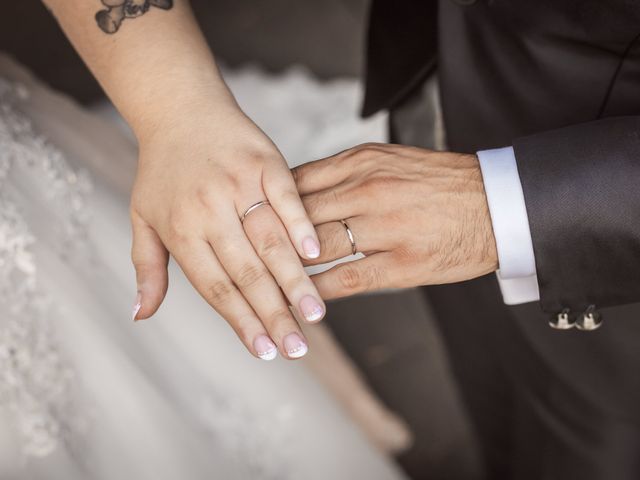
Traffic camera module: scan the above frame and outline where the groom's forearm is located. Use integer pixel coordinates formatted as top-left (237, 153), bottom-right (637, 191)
top-left (42, 0), bottom-right (238, 142)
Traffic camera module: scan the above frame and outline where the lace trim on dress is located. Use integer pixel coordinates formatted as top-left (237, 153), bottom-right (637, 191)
top-left (0, 78), bottom-right (91, 457)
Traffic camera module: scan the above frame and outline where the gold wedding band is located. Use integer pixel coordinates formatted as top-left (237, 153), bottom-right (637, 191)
top-left (340, 219), bottom-right (357, 255)
top-left (240, 200), bottom-right (270, 223)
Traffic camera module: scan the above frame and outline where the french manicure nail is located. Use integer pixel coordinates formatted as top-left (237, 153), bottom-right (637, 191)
top-left (302, 236), bottom-right (320, 259)
top-left (299, 295), bottom-right (325, 323)
top-left (132, 292), bottom-right (142, 321)
top-left (254, 335), bottom-right (278, 361)
top-left (284, 333), bottom-right (308, 359)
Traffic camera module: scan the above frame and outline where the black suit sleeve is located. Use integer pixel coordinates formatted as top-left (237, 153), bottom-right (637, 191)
top-left (513, 116), bottom-right (640, 314)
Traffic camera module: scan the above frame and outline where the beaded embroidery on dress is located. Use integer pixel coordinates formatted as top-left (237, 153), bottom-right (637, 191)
top-left (0, 77), bottom-right (90, 457)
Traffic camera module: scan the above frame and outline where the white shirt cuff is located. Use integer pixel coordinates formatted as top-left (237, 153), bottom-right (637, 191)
top-left (477, 147), bottom-right (540, 305)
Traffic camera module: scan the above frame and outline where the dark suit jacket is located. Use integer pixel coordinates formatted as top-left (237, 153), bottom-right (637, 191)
top-left (363, 0), bottom-right (640, 315)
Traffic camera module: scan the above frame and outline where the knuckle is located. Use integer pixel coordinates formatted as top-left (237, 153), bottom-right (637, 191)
top-left (129, 192), bottom-right (148, 217)
top-left (131, 258), bottom-right (148, 274)
top-left (206, 280), bottom-right (235, 306)
top-left (131, 244), bottom-right (145, 266)
top-left (302, 194), bottom-right (318, 212)
top-left (195, 184), bottom-right (218, 211)
top-left (215, 236), bottom-right (242, 259)
top-left (358, 142), bottom-right (384, 151)
top-left (129, 203), bottom-right (141, 220)
top-left (327, 188), bottom-right (341, 205)
top-left (131, 255), bottom-right (158, 273)
top-left (340, 143), bottom-right (392, 173)
top-left (269, 307), bottom-right (293, 326)
top-left (219, 170), bottom-right (241, 191)
top-left (343, 145), bottom-right (367, 161)
top-left (166, 210), bottom-right (190, 243)
top-left (257, 231), bottom-right (285, 258)
top-left (361, 175), bottom-right (397, 193)
top-left (337, 264), bottom-right (363, 291)
top-left (236, 263), bottom-right (270, 289)
top-left (248, 145), bottom-right (276, 164)
top-left (309, 189), bottom-right (339, 211)
top-left (319, 227), bottom-right (343, 257)
top-left (280, 273), bottom-right (308, 294)
top-left (395, 246), bottom-right (422, 265)
top-left (337, 264), bottom-right (385, 292)
top-left (332, 226), bottom-right (349, 253)
top-left (348, 142), bottom-right (384, 159)
top-left (368, 265), bottom-right (387, 289)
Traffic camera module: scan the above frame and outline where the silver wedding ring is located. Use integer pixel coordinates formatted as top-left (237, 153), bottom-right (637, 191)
top-left (240, 200), bottom-right (270, 223)
top-left (340, 219), bottom-right (357, 255)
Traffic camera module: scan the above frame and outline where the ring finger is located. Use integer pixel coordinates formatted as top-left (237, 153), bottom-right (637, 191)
top-left (242, 203), bottom-right (326, 323)
top-left (303, 217), bottom-right (388, 266)
top-left (207, 203), bottom-right (309, 359)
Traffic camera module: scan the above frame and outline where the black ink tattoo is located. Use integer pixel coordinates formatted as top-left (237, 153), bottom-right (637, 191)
top-left (96, 0), bottom-right (173, 34)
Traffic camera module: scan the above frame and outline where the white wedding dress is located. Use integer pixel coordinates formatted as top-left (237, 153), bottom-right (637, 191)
top-left (0, 54), bottom-right (405, 480)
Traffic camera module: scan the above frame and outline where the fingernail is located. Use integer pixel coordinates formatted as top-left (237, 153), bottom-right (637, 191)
top-left (254, 335), bottom-right (278, 361)
top-left (132, 292), bottom-right (142, 321)
top-left (299, 295), bottom-right (325, 323)
top-left (302, 236), bottom-right (320, 259)
top-left (284, 333), bottom-right (308, 359)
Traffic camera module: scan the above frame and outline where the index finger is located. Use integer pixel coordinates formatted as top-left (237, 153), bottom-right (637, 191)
top-left (263, 162), bottom-right (322, 260)
top-left (291, 155), bottom-right (350, 195)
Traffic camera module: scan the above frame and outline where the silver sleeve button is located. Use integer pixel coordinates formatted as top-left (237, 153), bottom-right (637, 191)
top-left (549, 308), bottom-right (575, 330)
top-left (575, 305), bottom-right (603, 331)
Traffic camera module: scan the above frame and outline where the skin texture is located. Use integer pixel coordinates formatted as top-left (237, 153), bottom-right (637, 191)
top-left (96, 0), bottom-right (174, 34)
top-left (43, 0), bottom-right (323, 359)
top-left (132, 105), bottom-right (325, 358)
top-left (292, 143), bottom-right (499, 299)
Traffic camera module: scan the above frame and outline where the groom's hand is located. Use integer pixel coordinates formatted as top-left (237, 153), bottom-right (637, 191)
top-left (292, 143), bottom-right (499, 299)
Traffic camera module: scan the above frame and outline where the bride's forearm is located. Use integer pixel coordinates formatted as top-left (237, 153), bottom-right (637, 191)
top-left (42, 0), bottom-right (238, 142)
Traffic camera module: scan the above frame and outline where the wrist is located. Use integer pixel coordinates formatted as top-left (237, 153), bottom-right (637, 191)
top-left (465, 154), bottom-right (499, 274)
top-left (134, 100), bottom-right (278, 172)
top-left (480, 201), bottom-right (499, 272)
top-left (130, 89), bottom-right (240, 145)
top-left (104, 55), bottom-right (239, 144)
top-left (476, 160), bottom-right (499, 272)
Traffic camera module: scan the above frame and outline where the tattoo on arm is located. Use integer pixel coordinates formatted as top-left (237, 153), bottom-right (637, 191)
top-left (95, 0), bottom-right (173, 34)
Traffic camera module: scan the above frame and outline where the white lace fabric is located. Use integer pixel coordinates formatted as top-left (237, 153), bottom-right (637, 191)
top-left (0, 77), bottom-right (91, 457)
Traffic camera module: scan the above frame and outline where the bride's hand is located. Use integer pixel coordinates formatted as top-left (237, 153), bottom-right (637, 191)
top-left (292, 143), bottom-right (499, 299)
top-left (130, 104), bottom-right (325, 360)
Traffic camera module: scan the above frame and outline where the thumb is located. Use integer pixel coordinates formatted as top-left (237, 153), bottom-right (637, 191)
top-left (131, 211), bottom-right (169, 321)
